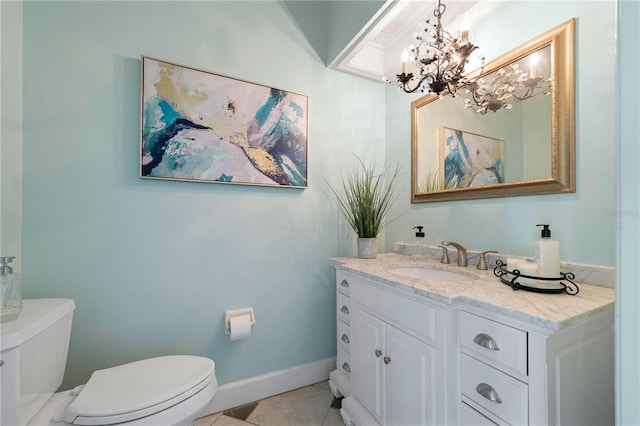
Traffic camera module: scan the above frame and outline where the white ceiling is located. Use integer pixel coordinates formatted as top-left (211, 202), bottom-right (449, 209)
top-left (330, 0), bottom-right (504, 83)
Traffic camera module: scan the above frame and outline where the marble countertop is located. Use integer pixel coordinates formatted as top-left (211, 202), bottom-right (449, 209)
top-left (330, 253), bottom-right (615, 332)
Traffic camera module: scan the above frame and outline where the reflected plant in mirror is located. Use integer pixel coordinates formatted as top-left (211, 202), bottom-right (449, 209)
top-left (411, 19), bottom-right (575, 203)
top-left (418, 168), bottom-right (458, 193)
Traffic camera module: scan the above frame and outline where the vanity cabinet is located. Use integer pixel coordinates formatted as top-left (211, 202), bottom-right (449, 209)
top-left (329, 271), bottom-right (352, 399)
top-left (332, 271), bottom-right (451, 426)
top-left (459, 308), bottom-right (614, 426)
top-left (329, 255), bottom-right (615, 426)
top-left (351, 306), bottom-right (436, 425)
top-left (459, 310), bottom-right (529, 425)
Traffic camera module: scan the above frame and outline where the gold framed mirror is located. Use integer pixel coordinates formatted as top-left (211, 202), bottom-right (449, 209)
top-left (411, 19), bottom-right (575, 203)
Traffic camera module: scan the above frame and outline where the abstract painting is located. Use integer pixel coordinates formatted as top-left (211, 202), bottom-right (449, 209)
top-left (140, 57), bottom-right (308, 188)
top-left (440, 128), bottom-right (504, 188)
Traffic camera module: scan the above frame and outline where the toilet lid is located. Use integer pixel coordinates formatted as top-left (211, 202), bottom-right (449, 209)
top-left (65, 355), bottom-right (214, 425)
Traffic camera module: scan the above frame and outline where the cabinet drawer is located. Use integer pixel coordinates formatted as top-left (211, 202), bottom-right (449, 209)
top-left (462, 355), bottom-right (528, 426)
top-left (460, 311), bottom-right (527, 376)
top-left (461, 402), bottom-right (498, 426)
top-left (337, 275), bottom-right (351, 296)
top-left (337, 319), bottom-right (351, 353)
top-left (352, 278), bottom-right (436, 343)
top-left (337, 346), bottom-right (351, 377)
top-left (337, 291), bottom-right (350, 325)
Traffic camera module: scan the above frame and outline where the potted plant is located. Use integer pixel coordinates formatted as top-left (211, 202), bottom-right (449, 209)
top-left (328, 157), bottom-right (401, 259)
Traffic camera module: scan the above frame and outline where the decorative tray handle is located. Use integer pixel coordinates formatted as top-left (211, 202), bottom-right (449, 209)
top-left (493, 260), bottom-right (579, 295)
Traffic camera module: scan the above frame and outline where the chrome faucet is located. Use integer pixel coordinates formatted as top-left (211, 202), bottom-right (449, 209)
top-left (441, 241), bottom-right (468, 267)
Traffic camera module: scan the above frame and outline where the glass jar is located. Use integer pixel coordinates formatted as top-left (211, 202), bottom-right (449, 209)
top-left (1, 256), bottom-right (22, 323)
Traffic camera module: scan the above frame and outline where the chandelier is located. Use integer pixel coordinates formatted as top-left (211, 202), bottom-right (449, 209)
top-left (384, 0), bottom-right (484, 96)
top-left (463, 54), bottom-right (551, 114)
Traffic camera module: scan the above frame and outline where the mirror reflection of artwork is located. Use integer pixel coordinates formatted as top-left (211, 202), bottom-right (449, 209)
top-left (440, 128), bottom-right (504, 189)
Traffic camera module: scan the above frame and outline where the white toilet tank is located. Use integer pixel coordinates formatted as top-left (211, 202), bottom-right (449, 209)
top-left (1, 299), bottom-right (75, 426)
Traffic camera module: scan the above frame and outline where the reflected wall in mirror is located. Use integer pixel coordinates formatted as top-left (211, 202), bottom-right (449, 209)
top-left (411, 19), bottom-right (575, 203)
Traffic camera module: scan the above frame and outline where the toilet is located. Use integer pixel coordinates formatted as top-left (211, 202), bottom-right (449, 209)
top-left (1, 299), bottom-right (217, 426)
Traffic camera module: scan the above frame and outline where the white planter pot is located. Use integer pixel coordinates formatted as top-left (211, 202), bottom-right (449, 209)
top-left (357, 238), bottom-right (378, 259)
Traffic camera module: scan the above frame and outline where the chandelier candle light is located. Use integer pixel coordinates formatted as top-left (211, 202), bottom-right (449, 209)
top-left (385, 0), bottom-right (484, 95)
top-left (463, 52), bottom-right (551, 114)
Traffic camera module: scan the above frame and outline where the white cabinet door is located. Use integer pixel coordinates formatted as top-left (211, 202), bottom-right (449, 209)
top-left (353, 306), bottom-right (437, 426)
top-left (351, 307), bottom-right (385, 424)
top-left (386, 324), bottom-right (437, 426)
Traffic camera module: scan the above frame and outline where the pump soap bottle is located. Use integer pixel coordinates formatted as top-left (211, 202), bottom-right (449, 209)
top-left (534, 224), bottom-right (560, 278)
top-left (1, 256), bottom-right (22, 323)
top-left (412, 226), bottom-right (427, 260)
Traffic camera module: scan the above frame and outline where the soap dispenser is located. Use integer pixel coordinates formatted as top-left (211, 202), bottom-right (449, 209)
top-left (534, 224), bottom-right (560, 278)
top-left (412, 226), bottom-right (427, 260)
top-left (1, 256), bottom-right (22, 323)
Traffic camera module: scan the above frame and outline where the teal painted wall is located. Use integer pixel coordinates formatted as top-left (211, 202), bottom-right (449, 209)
top-left (324, 1), bottom-right (385, 65)
top-left (10, 1), bottom-right (640, 420)
top-left (282, 0), bottom-right (385, 66)
top-left (384, 1), bottom-right (618, 267)
top-left (20, 1), bottom-right (385, 389)
top-left (616, 1), bottom-right (640, 424)
top-left (0, 0), bottom-right (23, 272)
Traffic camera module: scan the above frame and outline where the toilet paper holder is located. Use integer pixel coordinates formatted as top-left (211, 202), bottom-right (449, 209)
top-left (224, 308), bottom-right (256, 336)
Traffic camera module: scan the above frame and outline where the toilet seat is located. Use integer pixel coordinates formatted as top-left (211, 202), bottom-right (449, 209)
top-left (64, 356), bottom-right (215, 425)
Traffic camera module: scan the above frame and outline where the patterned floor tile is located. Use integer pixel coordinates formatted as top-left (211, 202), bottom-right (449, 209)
top-left (193, 381), bottom-right (341, 426)
top-left (223, 402), bottom-right (259, 421)
top-left (212, 414), bottom-right (256, 425)
top-left (245, 384), bottom-right (335, 426)
top-left (321, 407), bottom-right (344, 426)
top-left (193, 412), bottom-right (221, 426)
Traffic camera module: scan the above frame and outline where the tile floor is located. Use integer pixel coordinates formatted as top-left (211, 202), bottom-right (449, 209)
top-left (193, 381), bottom-right (344, 426)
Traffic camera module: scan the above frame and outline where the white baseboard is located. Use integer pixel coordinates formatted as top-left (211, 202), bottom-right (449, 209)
top-left (201, 357), bottom-right (336, 415)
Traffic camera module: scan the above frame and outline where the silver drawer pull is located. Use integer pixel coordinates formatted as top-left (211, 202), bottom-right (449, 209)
top-left (473, 333), bottom-right (500, 350)
top-left (342, 362), bottom-right (351, 373)
top-left (341, 334), bottom-right (350, 344)
top-left (340, 305), bottom-right (349, 314)
top-left (340, 279), bottom-right (349, 288)
top-left (375, 349), bottom-right (382, 357)
top-left (383, 356), bottom-right (391, 365)
top-left (476, 383), bottom-right (502, 403)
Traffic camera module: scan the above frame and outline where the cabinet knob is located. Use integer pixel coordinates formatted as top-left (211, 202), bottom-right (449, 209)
top-left (383, 356), bottom-right (391, 365)
top-left (340, 279), bottom-right (349, 288)
top-left (340, 306), bottom-right (349, 314)
top-left (375, 349), bottom-right (382, 357)
top-left (342, 362), bottom-right (351, 373)
top-left (473, 333), bottom-right (500, 351)
top-left (476, 383), bottom-right (502, 403)
top-left (341, 334), bottom-right (350, 344)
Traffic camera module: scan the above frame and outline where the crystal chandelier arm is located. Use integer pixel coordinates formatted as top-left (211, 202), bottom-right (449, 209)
top-left (385, 0), bottom-right (483, 95)
top-left (397, 72), bottom-right (431, 93)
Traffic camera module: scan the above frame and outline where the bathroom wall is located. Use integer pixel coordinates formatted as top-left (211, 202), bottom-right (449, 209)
top-left (10, 1), bottom-right (639, 420)
top-left (0, 0), bottom-right (23, 272)
top-left (282, 0), bottom-right (385, 66)
top-left (20, 1), bottom-right (385, 389)
top-left (616, 0), bottom-right (640, 422)
top-left (384, 1), bottom-right (617, 267)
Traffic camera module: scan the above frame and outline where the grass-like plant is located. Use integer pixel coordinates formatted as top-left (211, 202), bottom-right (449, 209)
top-left (419, 168), bottom-right (459, 192)
top-left (327, 157), bottom-right (401, 238)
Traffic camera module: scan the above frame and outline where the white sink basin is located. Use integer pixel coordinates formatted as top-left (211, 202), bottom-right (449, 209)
top-left (388, 266), bottom-right (477, 283)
